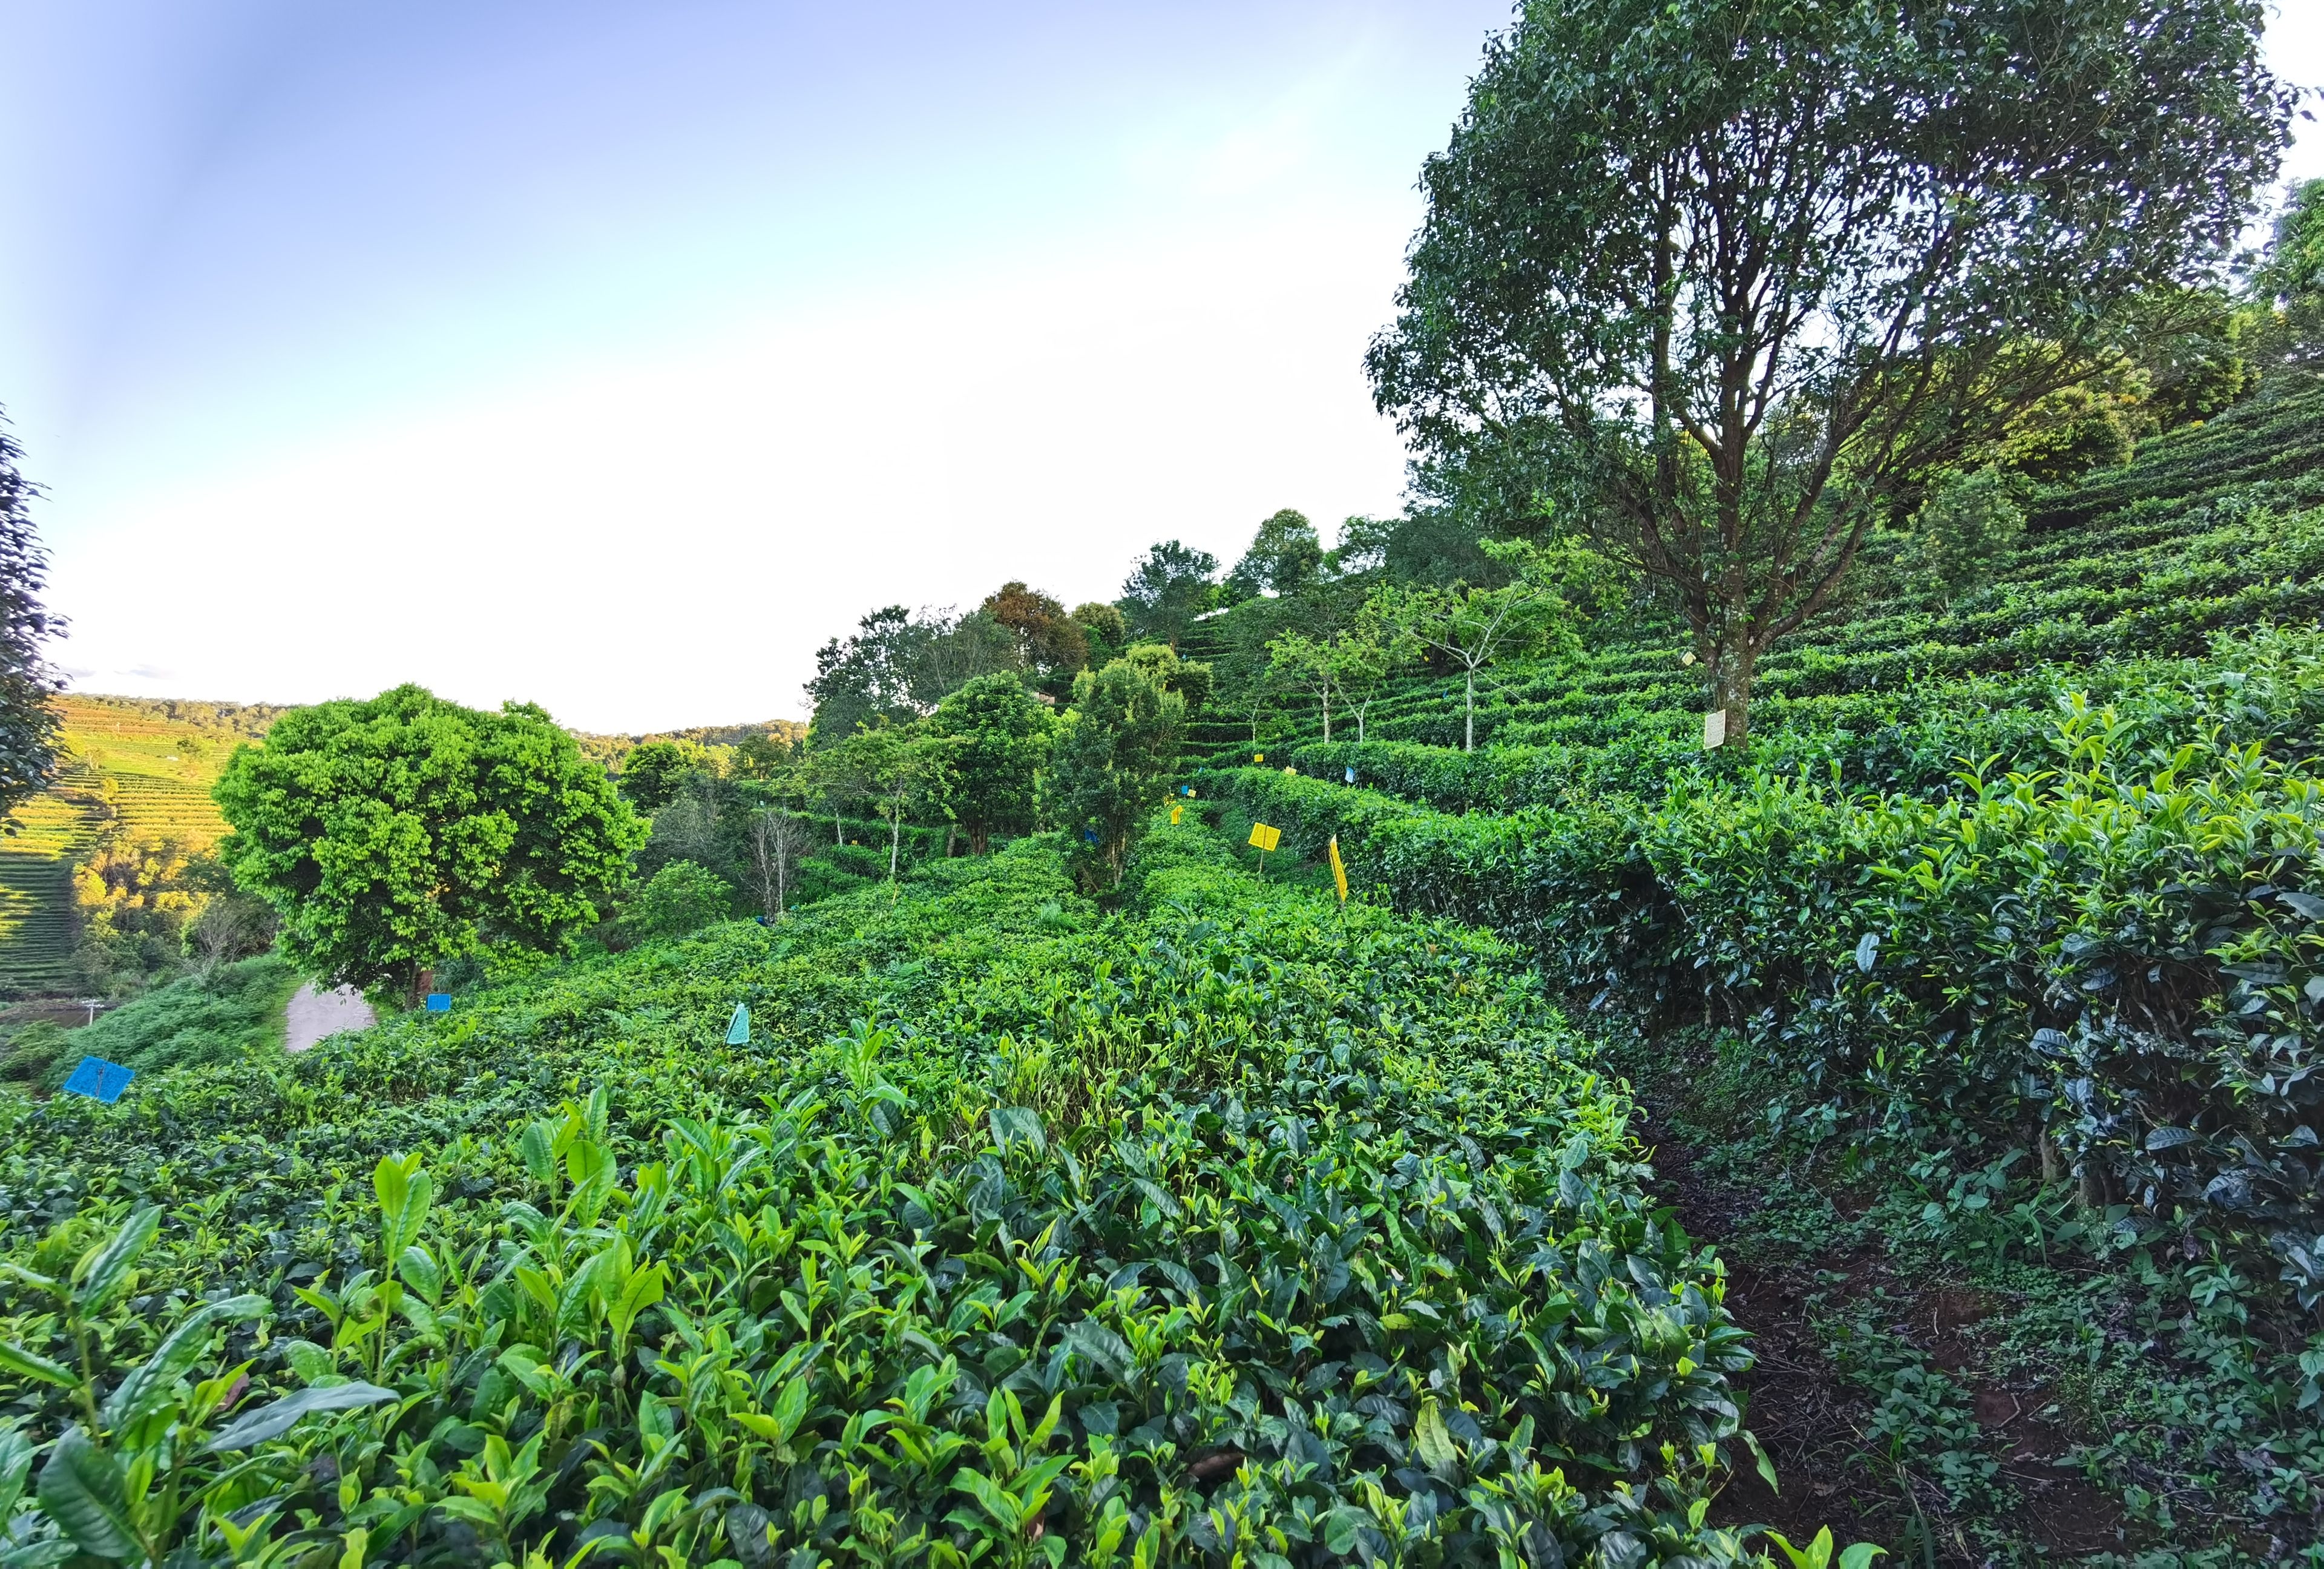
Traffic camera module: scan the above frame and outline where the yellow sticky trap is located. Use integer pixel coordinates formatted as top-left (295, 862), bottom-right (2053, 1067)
top-left (1254, 752), bottom-right (1264, 763)
top-left (1170, 804), bottom-right (1184, 824)
top-left (1247, 823), bottom-right (1281, 853)
top-left (1328, 836), bottom-right (1348, 902)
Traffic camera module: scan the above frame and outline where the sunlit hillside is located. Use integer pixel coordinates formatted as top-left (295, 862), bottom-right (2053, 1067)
top-left (0, 696), bottom-right (278, 996)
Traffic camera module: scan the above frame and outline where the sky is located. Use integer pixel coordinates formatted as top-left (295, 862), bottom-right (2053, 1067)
top-left (4, 1), bottom-right (2320, 732)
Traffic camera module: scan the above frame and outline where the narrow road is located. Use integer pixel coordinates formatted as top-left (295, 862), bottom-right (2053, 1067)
top-left (284, 981), bottom-right (376, 1052)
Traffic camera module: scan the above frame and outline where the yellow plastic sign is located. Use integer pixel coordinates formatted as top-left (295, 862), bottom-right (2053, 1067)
top-left (1247, 823), bottom-right (1281, 853)
top-left (1170, 804), bottom-right (1184, 824)
top-left (1328, 836), bottom-right (1348, 902)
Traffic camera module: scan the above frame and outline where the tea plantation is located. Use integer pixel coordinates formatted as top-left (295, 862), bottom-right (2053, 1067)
top-left (0, 822), bottom-right (1792, 1567)
top-left (1197, 379), bottom-right (2324, 1550)
top-left (0, 699), bottom-right (269, 998)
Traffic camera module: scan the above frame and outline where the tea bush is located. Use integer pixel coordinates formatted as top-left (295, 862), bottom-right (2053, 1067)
top-left (1217, 676), bottom-right (2324, 1304)
top-left (0, 826), bottom-right (1785, 1567)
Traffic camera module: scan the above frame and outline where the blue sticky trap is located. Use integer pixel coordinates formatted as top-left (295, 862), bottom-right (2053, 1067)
top-left (1082, 827), bottom-right (1099, 844)
top-left (1345, 766), bottom-right (1357, 784)
top-left (424, 993), bottom-right (451, 1013)
top-left (726, 1002), bottom-right (751, 1045)
top-left (61, 1057), bottom-right (135, 1104)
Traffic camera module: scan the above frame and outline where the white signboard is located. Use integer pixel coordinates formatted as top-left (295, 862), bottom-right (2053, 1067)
top-left (1702, 708), bottom-right (1727, 749)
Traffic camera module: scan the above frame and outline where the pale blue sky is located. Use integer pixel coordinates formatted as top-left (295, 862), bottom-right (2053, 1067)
top-left (4, 1), bottom-right (2318, 729)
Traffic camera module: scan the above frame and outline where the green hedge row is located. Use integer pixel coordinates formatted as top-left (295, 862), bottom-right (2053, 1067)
top-left (1216, 691), bottom-right (2324, 1306)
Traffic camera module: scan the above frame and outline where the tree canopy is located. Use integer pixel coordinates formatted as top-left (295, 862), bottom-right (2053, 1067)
top-left (215, 686), bottom-right (646, 996)
top-left (0, 408), bottom-right (61, 824)
top-left (930, 673), bottom-right (1055, 855)
top-left (1368, 0), bottom-right (2293, 739)
top-left (1042, 653), bottom-right (1189, 893)
top-left (1116, 541), bottom-right (1218, 649)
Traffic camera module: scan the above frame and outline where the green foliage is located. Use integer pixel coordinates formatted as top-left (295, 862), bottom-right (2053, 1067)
top-left (931, 674), bottom-right (1055, 854)
top-left (1115, 542), bottom-right (1218, 650)
top-left (1223, 509), bottom-right (1324, 600)
top-left (214, 686), bottom-right (647, 996)
top-left (621, 860), bottom-right (735, 943)
top-left (1367, 541), bottom-right (1580, 752)
top-left (50, 955), bottom-right (299, 1087)
top-left (1368, 0), bottom-right (2296, 735)
top-left (0, 827), bottom-right (1800, 1565)
top-left (1042, 659), bottom-right (1186, 893)
top-left (1908, 466), bottom-right (2025, 606)
top-left (0, 408), bottom-right (62, 826)
top-left (2250, 177), bottom-right (2324, 366)
top-left (617, 739), bottom-right (699, 812)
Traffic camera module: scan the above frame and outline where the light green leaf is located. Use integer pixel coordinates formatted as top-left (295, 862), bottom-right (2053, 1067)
top-left (35, 1427), bottom-right (137, 1561)
top-left (204, 1381), bottom-right (397, 1452)
top-left (72, 1205), bottom-right (160, 1315)
top-left (1411, 1398), bottom-right (1460, 1479)
top-left (0, 1341), bottom-right (77, 1391)
top-left (101, 1294), bottom-right (268, 1429)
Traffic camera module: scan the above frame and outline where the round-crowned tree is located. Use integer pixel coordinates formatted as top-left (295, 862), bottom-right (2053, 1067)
top-left (215, 685), bottom-right (646, 1000)
top-left (930, 673), bottom-right (1055, 855)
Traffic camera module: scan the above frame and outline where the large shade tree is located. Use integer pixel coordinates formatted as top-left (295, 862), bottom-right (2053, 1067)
top-left (1116, 541), bottom-right (1218, 650)
top-left (1368, 0), bottom-right (2292, 741)
top-left (215, 686), bottom-right (646, 999)
top-left (0, 409), bottom-right (62, 822)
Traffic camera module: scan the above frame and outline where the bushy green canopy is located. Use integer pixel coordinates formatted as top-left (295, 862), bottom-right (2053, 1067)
top-left (215, 685), bottom-right (646, 991)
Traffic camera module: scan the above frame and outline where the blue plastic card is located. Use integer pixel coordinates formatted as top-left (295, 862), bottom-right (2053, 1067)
top-left (425, 993), bottom-right (451, 1013)
top-left (726, 1003), bottom-right (751, 1045)
top-left (61, 1057), bottom-right (135, 1104)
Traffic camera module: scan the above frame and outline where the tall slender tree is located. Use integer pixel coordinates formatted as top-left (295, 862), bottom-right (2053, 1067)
top-left (0, 409), bottom-right (62, 824)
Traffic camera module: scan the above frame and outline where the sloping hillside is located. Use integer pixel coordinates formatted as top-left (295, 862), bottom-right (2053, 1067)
top-left (1202, 377), bottom-right (2324, 1548)
top-left (0, 697), bottom-right (275, 996)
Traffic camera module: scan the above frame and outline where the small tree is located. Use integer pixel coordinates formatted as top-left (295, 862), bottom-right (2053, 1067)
top-left (1331, 621), bottom-right (1405, 745)
top-left (1370, 541), bottom-right (1575, 751)
top-left (215, 685), bottom-right (646, 1001)
top-left (623, 860), bottom-right (734, 942)
top-left (931, 673), bottom-right (1055, 855)
top-left (1266, 632), bottom-right (1341, 742)
top-left (744, 806), bottom-right (814, 921)
top-left (835, 720), bottom-right (960, 892)
top-left (1040, 656), bottom-right (1187, 894)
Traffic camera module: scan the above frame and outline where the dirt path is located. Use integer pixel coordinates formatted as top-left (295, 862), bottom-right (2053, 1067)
top-left (284, 981), bottom-right (376, 1052)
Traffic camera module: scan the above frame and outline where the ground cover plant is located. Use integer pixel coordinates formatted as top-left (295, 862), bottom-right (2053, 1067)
top-left (0, 823), bottom-right (1830, 1567)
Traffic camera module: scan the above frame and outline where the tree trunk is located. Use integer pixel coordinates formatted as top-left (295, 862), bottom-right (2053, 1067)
top-left (888, 811), bottom-right (902, 884)
top-left (1463, 668), bottom-right (1476, 752)
top-left (1712, 645), bottom-right (1756, 745)
top-left (1321, 685), bottom-right (1331, 743)
top-left (970, 827), bottom-right (990, 856)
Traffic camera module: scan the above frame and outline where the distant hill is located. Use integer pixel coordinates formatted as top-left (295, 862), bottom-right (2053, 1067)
top-left (570, 718), bottom-right (806, 773)
top-left (0, 696), bottom-right (276, 997)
